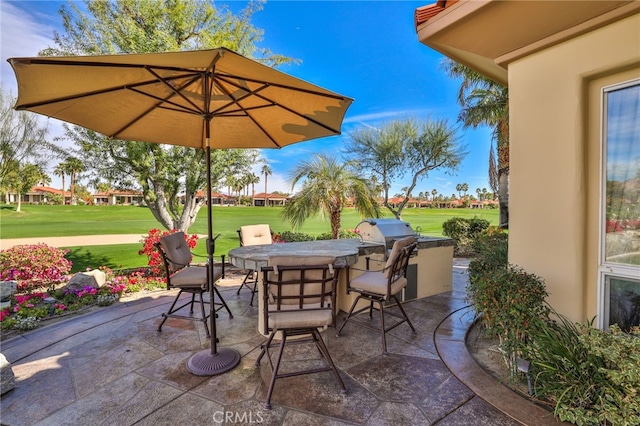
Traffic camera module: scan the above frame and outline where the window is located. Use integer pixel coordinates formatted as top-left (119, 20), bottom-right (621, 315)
top-left (600, 80), bottom-right (640, 331)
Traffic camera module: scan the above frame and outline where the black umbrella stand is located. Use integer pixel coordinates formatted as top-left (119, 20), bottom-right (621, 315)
top-left (187, 126), bottom-right (241, 375)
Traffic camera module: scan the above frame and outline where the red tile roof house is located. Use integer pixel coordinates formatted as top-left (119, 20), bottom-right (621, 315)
top-left (20, 186), bottom-right (70, 204)
top-left (92, 190), bottom-right (144, 205)
top-left (252, 192), bottom-right (290, 207)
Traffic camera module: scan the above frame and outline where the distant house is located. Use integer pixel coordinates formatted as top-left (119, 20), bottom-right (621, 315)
top-left (470, 199), bottom-right (498, 209)
top-left (93, 190), bottom-right (144, 205)
top-left (194, 191), bottom-right (235, 206)
top-left (253, 192), bottom-right (289, 207)
top-left (21, 186), bottom-right (70, 204)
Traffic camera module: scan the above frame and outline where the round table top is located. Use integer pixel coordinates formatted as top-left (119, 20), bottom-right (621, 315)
top-left (227, 238), bottom-right (382, 271)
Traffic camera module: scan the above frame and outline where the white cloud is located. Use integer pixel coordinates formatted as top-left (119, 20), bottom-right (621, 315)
top-left (1, 2), bottom-right (71, 187)
top-left (1, 2), bottom-right (56, 94)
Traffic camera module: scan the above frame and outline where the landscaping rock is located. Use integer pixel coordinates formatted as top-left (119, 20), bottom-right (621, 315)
top-left (65, 269), bottom-right (107, 291)
top-left (0, 281), bottom-right (17, 301)
top-left (0, 353), bottom-right (15, 395)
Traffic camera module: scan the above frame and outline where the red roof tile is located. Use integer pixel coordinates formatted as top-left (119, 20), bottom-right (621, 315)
top-left (414, 0), bottom-right (458, 28)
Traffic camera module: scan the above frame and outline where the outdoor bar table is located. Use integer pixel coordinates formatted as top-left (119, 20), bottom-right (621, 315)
top-left (228, 238), bottom-right (385, 335)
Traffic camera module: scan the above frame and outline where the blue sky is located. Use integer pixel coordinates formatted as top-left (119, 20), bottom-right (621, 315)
top-left (1, 0), bottom-right (493, 196)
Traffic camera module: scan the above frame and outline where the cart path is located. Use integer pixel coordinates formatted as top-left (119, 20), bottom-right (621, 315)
top-left (0, 234), bottom-right (209, 249)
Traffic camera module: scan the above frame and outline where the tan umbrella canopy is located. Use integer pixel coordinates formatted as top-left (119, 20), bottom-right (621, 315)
top-left (9, 48), bottom-right (351, 149)
top-left (8, 47), bottom-right (353, 376)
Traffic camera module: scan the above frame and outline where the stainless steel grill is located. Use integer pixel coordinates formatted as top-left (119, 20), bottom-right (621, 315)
top-left (355, 218), bottom-right (417, 249)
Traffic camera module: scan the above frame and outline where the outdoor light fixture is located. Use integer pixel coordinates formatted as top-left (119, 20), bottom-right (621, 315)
top-left (517, 357), bottom-right (533, 395)
top-left (43, 297), bottom-right (56, 316)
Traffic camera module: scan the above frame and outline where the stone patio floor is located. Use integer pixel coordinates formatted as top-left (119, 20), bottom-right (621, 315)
top-left (0, 260), bottom-right (561, 425)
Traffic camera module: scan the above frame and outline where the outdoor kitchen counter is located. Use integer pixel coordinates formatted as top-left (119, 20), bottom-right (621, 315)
top-left (228, 237), bottom-right (455, 333)
top-left (415, 236), bottom-right (456, 249)
top-left (342, 235), bottom-right (456, 313)
top-left (228, 239), bottom-right (385, 335)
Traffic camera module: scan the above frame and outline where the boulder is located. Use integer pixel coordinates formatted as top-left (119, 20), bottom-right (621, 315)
top-left (0, 353), bottom-right (15, 395)
top-left (65, 269), bottom-right (107, 291)
top-left (0, 281), bottom-right (17, 301)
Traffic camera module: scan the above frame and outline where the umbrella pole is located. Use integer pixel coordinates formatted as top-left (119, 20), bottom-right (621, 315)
top-left (186, 121), bottom-right (240, 376)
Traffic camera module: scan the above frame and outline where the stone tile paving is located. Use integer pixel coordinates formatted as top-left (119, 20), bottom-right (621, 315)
top-left (0, 262), bottom-right (559, 425)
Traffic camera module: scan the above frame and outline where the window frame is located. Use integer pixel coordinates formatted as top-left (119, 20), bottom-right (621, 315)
top-left (597, 78), bottom-right (640, 329)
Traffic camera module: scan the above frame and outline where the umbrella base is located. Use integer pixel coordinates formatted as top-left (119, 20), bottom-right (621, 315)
top-left (187, 348), bottom-right (241, 376)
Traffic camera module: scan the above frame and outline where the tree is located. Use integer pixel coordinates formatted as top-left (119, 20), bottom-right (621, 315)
top-left (42, 0), bottom-right (294, 232)
top-left (0, 88), bottom-right (57, 203)
top-left (261, 163), bottom-right (272, 206)
top-left (96, 182), bottom-right (111, 193)
top-left (344, 117), bottom-right (466, 219)
top-left (248, 173), bottom-right (260, 198)
top-left (64, 157), bottom-right (84, 205)
top-left (343, 121), bottom-right (405, 213)
top-left (281, 153), bottom-right (380, 239)
top-left (53, 163), bottom-right (67, 196)
top-left (442, 59), bottom-right (509, 227)
top-left (13, 164), bottom-right (46, 212)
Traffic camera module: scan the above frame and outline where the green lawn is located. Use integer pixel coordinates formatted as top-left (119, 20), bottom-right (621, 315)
top-left (1, 204), bottom-right (498, 272)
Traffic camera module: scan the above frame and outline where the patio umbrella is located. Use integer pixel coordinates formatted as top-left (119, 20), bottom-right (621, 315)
top-left (8, 48), bottom-right (353, 376)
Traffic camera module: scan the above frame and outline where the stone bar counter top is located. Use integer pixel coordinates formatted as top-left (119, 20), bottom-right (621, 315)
top-left (228, 238), bottom-right (386, 272)
top-left (415, 236), bottom-right (456, 249)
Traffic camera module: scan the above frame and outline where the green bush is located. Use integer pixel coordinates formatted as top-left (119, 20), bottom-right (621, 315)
top-left (468, 227), bottom-right (509, 277)
top-left (316, 229), bottom-right (359, 240)
top-left (442, 216), bottom-right (490, 256)
top-left (276, 231), bottom-right (315, 242)
top-left (525, 315), bottom-right (640, 425)
top-left (467, 264), bottom-right (550, 374)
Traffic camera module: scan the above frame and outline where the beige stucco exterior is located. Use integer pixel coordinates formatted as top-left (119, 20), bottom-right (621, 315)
top-left (509, 14), bottom-right (640, 322)
top-left (416, 1), bottom-right (640, 323)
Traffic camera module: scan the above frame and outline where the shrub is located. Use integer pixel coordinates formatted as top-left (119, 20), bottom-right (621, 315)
top-left (0, 244), bottom-right (72, 292)
top-left (468, 227), bottom-right (509, 278)
top-left (467, 264), bottom-right (550, 374)
top-left (275, 231), bottom-right (315, 242)
top-left (138, 229), bottom-right (198, 275)
top-left (316, 229), bottom-right (359, 240)
top-left (442, 216), bottom-right (490, 256)
top-left (525, 315), bottom-right (640, 425)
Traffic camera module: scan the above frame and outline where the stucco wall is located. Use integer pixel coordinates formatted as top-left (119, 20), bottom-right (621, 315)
top-left (508, 13), bottom-right (640, 323)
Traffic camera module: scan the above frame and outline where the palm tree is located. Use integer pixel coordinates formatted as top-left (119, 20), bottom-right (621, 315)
top-left (53, 163), bottom-right (67, 200)
top-left (65, 157), bottom-right (84, 205)
top-left (38, 168), bottom-right (51, 187)
top-left (443, 59), bottom-right (509, 227)
top-left (456, 183), bottom-right (463, 199)
top-left (225, 175), bottom-right (236, 200)
top-left (249, 173), bottom-right (260, 199)
top-left (261, 164), bottom-right (272, 207)
top-left (281, 153), bottom-right (380, 239)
